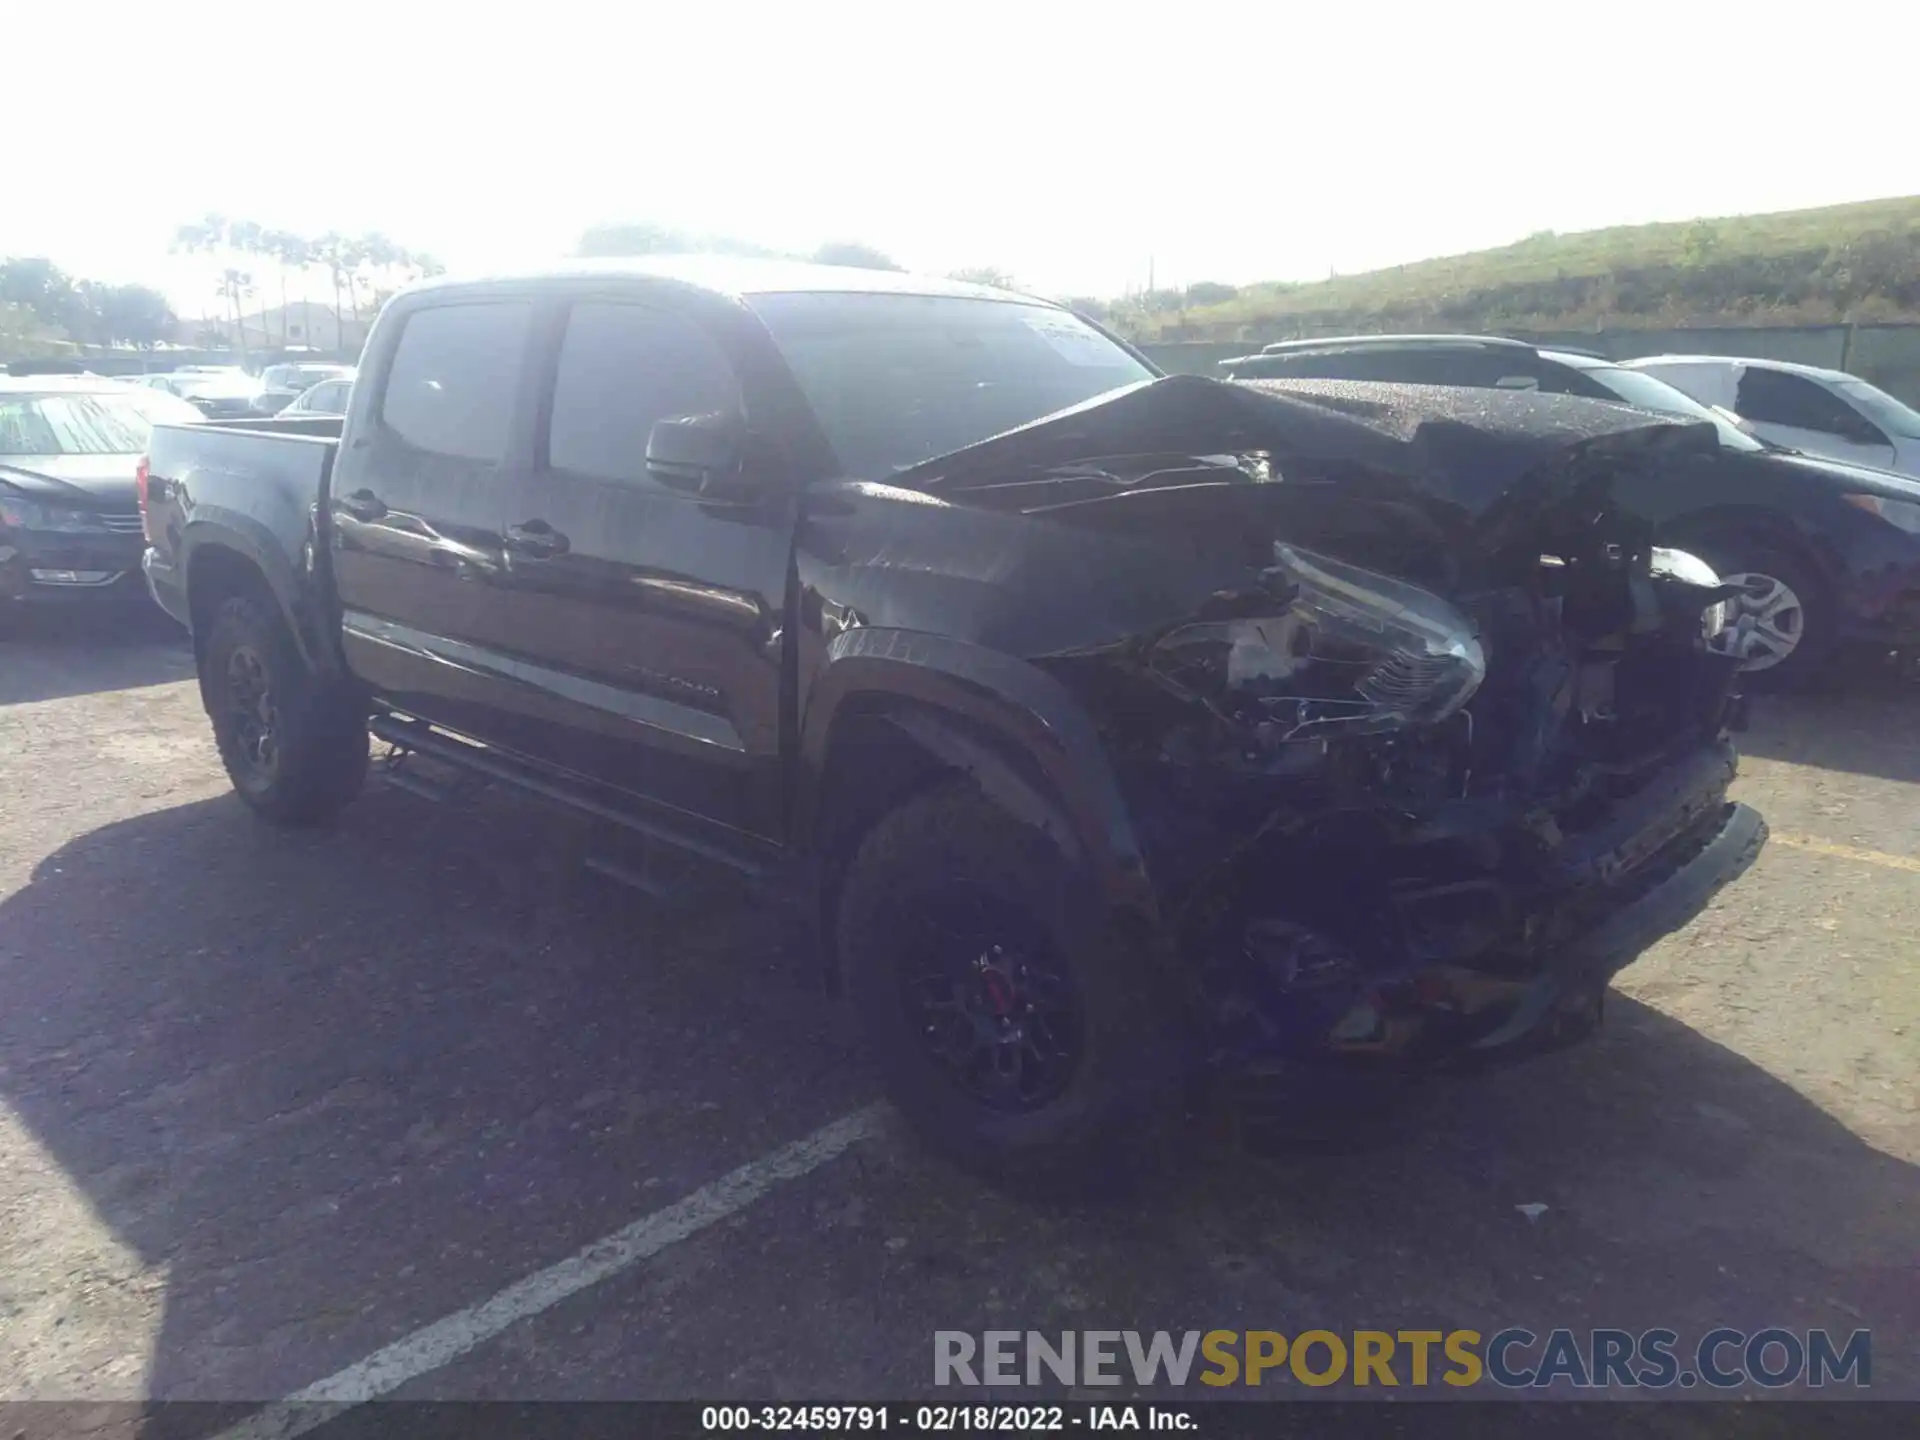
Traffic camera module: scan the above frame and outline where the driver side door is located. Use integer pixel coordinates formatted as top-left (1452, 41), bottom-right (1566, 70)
top-left (486, 294), bottom-right (798, 841)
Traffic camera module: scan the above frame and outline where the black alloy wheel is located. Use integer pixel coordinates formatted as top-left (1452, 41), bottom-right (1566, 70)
top-left (901, 889), bottom-right (1084, 1113)
top-left (223, 642), bottom-right (281, 784)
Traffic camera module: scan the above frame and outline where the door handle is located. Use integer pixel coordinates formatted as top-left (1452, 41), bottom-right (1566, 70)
top-left (338, 488), bottom-right (387, 521)
top-left (504, 520), bottom-right (569, 558)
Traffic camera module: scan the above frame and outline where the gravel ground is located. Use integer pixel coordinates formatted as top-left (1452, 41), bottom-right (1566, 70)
top-left (1, 609), bottom-right (1914, 1423)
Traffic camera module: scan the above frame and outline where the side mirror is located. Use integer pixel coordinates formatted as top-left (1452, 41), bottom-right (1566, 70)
top-left (645, 412), bottom-right (761, 501)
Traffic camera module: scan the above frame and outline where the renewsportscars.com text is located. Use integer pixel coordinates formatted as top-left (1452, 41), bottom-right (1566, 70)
top-left (933, 1328), bottom-right (1872, 1390)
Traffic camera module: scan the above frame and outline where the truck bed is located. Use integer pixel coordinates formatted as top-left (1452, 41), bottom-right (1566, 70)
top-left (140, 415), bottom-right (346, 639)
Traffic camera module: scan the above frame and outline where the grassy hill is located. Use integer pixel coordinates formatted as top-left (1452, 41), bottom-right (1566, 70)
top-left (1117, 195), bottom-right (1920, 341)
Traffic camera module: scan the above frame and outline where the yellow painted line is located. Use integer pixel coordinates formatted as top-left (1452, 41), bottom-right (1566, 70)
top-left (1770, 832), bottom-right (1920, 875)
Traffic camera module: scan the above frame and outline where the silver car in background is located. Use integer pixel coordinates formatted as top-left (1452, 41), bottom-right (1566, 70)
top-left (254, 362), bottom-right (353, 416)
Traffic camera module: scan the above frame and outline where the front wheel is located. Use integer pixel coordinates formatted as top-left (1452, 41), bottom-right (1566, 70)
top-left (201, 593), bottom-right (368, 826)
top-left (836, 781), bottom-right (1192, 1196)
top-left (1691, 539), bottom-right (1834, 692)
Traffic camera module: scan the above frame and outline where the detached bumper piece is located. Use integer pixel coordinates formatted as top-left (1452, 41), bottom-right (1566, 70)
top-left (1453, 799), bottom-right (1766, 1067)
top-left (1332, 798), bottom-right (1765, 1072)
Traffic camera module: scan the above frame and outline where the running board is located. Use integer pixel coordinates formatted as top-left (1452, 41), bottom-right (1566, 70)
top-left (367, 713), bottom-right (776, 879)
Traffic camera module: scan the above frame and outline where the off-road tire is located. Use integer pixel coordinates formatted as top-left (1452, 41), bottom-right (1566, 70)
top-left (201, 593), bottom-right (367, 826)
top-left (1690, 536), bottom-right (1835, 693)
top-left (836, 780), bottom-right (1192, 1196)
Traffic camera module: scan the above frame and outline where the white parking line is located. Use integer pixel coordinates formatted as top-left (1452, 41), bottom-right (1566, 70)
top-left (212, 1104), bottom-right (888, 1440)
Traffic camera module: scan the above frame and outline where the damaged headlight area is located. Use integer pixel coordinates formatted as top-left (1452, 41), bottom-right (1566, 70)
top-left (1150, 544), bottom-right (1487, 742)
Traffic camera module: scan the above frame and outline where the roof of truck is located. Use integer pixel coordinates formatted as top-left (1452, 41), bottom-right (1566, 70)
top-left (406, 256), bottom-right (1045, 306)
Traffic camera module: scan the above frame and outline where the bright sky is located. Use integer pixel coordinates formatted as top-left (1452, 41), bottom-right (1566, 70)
top-left (11, 0), bottom-right (1918, 312)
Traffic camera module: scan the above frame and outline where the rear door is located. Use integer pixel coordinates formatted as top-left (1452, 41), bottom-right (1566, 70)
top-left (330, 295), bottom-right (538, 742)
top-left (1734, 366), bottom-right (1897, 469)
top-left (488, 292), bottom-right (798, 840)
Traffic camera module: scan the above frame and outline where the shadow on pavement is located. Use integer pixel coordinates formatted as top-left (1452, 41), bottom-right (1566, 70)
top-left (605, 994), bottom-right (1917, 1402)
top-left (1737, 680), bottom-right (1920, 784)
top-left (0, 783), bottom-right (1913, 1405)
top-left (0, 605), bottom-right (193, 707)
top-left (0, 783), bottom-right (869, 1402)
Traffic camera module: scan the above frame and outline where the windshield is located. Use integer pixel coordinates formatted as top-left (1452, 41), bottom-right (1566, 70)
top-left (0, 389), bottom-right (196, 455)
top-left (747, 293), bottom-right (1153, 478)
top-left (1582, 365), bottom-right (1764, 452)
top-left (1834, 379), bottom-right (1920, 440)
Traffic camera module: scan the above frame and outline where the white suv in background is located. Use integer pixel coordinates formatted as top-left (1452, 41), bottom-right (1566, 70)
top-left (1622, 355), bottom-right (1920, 477)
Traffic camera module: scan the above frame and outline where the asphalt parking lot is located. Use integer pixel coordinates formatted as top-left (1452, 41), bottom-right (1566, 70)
top-left (2, 609), bottom-right (1916, 1422)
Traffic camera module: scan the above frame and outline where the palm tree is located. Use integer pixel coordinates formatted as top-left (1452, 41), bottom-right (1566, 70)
top-left (216, 268), bottom-right (254, 352)
top-left (314, 232), bottom-right (351, 347)
top-left (172, 212), bottom-right (229, 257)
top-left (338, 235), bottom-right (370, 340)
top-left (259, 229), bottom-right (308, 346)
top-left (225, 220), bottom-right (276, 347)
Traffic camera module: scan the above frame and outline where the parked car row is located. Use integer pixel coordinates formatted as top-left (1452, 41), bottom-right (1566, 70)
top-left (125, 363), bottom-right (355, 419)
top-left (1218, 335), bottom-right (1920, 688)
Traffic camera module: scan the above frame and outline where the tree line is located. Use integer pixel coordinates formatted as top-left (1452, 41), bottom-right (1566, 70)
top-left (171, 215), bottom-right (445, 353)
top-left (0, 258), bottom-right (177, 352)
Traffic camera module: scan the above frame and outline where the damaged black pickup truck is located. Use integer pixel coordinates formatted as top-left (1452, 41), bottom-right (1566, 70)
top-left (140, 259), bottom-right (1765, 1191)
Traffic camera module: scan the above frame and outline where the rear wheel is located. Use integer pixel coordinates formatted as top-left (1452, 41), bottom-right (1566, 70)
top-left (201, 593), bottom-right (367, 825)
top-left (836, 781), bottom-right (1192, 1196)
top-left (1690, 538), bottom-right (1833, 691)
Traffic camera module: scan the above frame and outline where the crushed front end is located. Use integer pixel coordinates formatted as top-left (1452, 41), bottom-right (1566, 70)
top-left (1010, 387), bottom-right (1769, 1086)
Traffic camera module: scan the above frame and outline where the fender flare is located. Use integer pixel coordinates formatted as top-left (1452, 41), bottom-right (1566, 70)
top-left (181, 507), bottom-right (344, 679)
top-left (796, 627), bottom-right (1160, 924)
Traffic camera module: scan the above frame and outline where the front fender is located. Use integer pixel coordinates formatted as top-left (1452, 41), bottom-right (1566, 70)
top-left (796, 626), bottom-right (1159, 924)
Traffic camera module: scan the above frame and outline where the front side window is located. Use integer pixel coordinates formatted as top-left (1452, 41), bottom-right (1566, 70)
top-left (546, 302), bottom-right (742, 483)
top-left (748, 292), bottom-right (1151, 479)
top-left (1833, 378), bottom-right (1920, 440)
top-left (1737, 368), bottom-right (1865, 436)
top-left (379, 302), bottom-right (532, 462)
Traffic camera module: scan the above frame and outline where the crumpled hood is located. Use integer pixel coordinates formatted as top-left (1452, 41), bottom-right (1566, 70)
top-left (0, 454), bottom-right (141, 508)
top-left (799, 376), bottom-right (1722, 658)
top-left (901, 373), bottom-right (1718, 520)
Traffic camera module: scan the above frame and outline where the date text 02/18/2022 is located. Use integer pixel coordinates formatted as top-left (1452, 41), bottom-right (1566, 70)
top-left (701, 1405), bottom-right (1192, 1431)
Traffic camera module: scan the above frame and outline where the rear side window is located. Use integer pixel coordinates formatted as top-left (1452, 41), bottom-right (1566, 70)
top-left (546, 302), bottom-right (742, 483)
top-left (1736, 368), bottom-right (1861, 435)
top-left (379, 302), bottom-right (532, 462)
